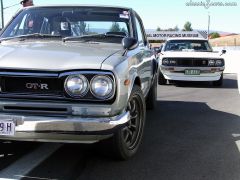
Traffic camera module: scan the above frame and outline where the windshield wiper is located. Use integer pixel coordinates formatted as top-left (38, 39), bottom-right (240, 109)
top-left (63, 33), bottom-right (126, 42)
top-left (0, 33), bottom-right (62, 42)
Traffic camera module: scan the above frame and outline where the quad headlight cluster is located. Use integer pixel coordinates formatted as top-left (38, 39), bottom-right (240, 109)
top-left (162, 58), bottom-right (224, 67)
top-left (64, 73), bottom-right (115, 100)
top-left (208, 59), bottom-right (224, 67)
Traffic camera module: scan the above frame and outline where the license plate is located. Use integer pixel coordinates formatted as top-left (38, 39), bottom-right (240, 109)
top-left (185, 69), bottom-right (200, 75)
top-left (0, 121), bottom-right (15, 136)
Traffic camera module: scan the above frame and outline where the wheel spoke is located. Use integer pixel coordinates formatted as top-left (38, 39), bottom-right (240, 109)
top-left (128, 129), bottom-right (133, 140)
top-left (123, 92), bottom-right (144, 150)
top-left (130, 100), bottom-right (136, 114)
top-left (124, 130), bottom-right (130, 142)
top-left (128, 120), bottom-right (132, 127)
top-left (122, 126), bottom-right (128, 132)
top-left (130, 124), bottom-right (137, 131)
top-left (131, 112), bottom-right (138, 120)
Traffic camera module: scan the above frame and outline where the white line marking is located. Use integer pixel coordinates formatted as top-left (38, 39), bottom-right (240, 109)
top-left (15, 175), bottom-right (58, 180)
top-left (235, 140), bottom-right (240, 153)
top-left (0, 143), bottom-right (62, 180)
top-left (232, 133), bottom-right (240, 138)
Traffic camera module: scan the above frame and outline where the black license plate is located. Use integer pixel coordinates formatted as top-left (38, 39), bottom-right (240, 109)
top-left (185, 69), bottom-right (201, 75)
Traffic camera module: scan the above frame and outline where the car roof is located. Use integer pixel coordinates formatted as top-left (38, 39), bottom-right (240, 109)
top-left (25, 4), bottom-right (132, 11)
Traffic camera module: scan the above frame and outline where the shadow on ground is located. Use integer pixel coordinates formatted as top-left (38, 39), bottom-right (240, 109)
top-left (169, 75), bottom-right (238, 89)
top-left (0, 141), bottom-right (39, 171)
top-left (18, 101), bottom-right (240, 180)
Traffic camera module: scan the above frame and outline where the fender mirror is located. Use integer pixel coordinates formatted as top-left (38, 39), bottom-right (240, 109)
top-left (220, 49), bottom-right (226, 56)
top-left (122, 37), bottom-right (138, 50)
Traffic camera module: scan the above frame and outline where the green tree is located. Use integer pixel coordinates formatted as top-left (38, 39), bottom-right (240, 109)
top-left (166, 28), bottom-right (174, 31)
top-left (183, 21), bottom-right (193, 31)
top-left (79, 21), bottom-right (87, 34)
top-left (210, 32), bottom-right (220, 39)
top-left (174, 25), bottom-right (179, 31)
top-left (109, 22), bottom-right (121, 32)
top-left (156, 26), bottom-right (179, 31)
top-left (156, 26), bottom-right (161, 31)
top-left (121, 28), bottom-right (125, 32)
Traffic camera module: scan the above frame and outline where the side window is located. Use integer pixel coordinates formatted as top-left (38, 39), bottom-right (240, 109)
top-left (40, 18), bottom-right (50, 34)
top-left (135, 17), bottom-right (144, 45)
top-left (9, 14), bottom-right (27, 36)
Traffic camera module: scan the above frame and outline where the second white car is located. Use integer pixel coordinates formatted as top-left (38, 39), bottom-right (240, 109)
top-left (158, 38), bottom-right (225, 86)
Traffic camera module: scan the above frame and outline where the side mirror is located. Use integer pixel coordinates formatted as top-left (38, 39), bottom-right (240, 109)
top-left (122, 37), bottom-right (138, 50)
top-left (222, 49), bottom-right (226, 54)
top-left (157, 48), bottom-right (162, 53)
top-left (220, 49), bottom-right (226, 56)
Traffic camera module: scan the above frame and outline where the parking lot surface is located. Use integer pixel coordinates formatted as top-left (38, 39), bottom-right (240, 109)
top-left (0, 74), bottom-right (239, 180)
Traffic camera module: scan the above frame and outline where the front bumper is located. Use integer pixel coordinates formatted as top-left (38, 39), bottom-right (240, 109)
top-left (0, 111), bottom-right (130, 143)
top-left (160, 66), bottom-right (224, 81)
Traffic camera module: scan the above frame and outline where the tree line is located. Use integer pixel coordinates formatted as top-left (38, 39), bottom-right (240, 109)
top-left (156, 21), bottom-right (220, 39)
top-left (79, 21), bottom-right (220, 39)
top-left (156, 21), bottom-right (193, 31)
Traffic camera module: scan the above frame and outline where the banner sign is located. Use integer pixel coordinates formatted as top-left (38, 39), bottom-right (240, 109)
top-left (146, 31), bottom-right (208, 40)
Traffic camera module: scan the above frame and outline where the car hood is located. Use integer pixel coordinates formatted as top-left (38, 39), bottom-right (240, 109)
top-left (0, 41), bottom-right (123, 71)
top-left (161, 51), bottom-right (223, 59)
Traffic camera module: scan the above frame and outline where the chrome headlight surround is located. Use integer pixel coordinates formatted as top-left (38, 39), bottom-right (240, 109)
top-left (90, 75), bottom-right (115, 100)
top-left (215, 59), bottom-right (223, 66)
top-left (64, 74), bottom-right (89, 98)
top-left (169, 59), bottom-right (177, 65)
top-left (162, 58), bottom-right (169, 65)
top-left (208, 59), bottom-right (215, 66)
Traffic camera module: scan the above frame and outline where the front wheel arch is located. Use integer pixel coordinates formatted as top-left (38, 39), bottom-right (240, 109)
top-left (127, 75), bottom-right (142, 99)
top-left (103, 85), bottom-right (146, 160)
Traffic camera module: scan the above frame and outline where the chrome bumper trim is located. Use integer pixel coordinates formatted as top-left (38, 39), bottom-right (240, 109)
top-left (0, 111), bottom-right (130, 143)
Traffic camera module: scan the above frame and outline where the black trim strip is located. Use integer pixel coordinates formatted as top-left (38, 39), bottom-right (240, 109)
top-left (17, 124), bottom-right (126, 136)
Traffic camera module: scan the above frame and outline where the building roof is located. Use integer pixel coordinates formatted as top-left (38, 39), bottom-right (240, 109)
top-left (166, 37), bottom-right (208, 41)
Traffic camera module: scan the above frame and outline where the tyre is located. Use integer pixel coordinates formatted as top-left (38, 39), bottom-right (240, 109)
top-left (146, 76), bottom-right (157, 110)
top-left (0, 140), bottom-right (3, 154)
top-left (106, 85), bottom-right (146, 160)
top-left (158, 71), bottom-right (167, 85)
top-left (213, 73), bottom-right (223, 87)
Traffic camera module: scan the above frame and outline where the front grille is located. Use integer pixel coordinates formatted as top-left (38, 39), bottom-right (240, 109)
top-left (2, 77), bottom-right (62, 95)
top-left (176, 58), bottom-right (208, 67)
top-left (162, 58), bottom-right (210, 67)
top-left (0, 70), bottom-right (116, 103)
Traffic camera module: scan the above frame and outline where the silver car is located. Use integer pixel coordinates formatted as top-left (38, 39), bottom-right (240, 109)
top-left (0, 5), bottom-right (157, 159)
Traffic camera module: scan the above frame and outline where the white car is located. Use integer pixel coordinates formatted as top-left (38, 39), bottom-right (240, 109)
top-left (158, 38), bottom-right (225, 86)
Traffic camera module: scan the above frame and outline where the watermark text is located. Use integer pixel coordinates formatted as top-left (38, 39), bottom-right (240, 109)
top-left (186, 0), bottom-right (238, 9)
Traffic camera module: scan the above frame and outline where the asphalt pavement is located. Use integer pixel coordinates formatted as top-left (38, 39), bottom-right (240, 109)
top-left (0, 74), bottom-right (240, 180)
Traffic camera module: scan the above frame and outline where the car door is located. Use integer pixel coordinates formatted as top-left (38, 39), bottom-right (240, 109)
top-left (134, 14), bottom-right (154, 97)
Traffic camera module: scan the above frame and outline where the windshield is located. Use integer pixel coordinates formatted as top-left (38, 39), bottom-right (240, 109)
top-left (164, 40), bottom-right (213, 52)
top-left (0, 7), bottom-right (130, 43)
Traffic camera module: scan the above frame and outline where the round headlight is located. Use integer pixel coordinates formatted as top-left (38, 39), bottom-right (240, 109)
top-left (215, 60), bottom-right (223, 66)
top-left (162, 59), bottom-right (169, 65)
top-left (169, 59), bottom-right (177, 65)
top-left (208, 60), bottom-right (215, 66)
top-left (91, 75), bottom-right (114, 99)
top-left (64, 75), bottom-right (89, 97)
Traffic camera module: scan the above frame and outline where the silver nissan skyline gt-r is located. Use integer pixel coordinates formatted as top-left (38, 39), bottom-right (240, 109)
top-left (0, 5), bottom-right (158, 160)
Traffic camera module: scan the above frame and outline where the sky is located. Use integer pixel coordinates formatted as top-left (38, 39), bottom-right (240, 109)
top-left (1, 0), bottom-right (240, 33)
